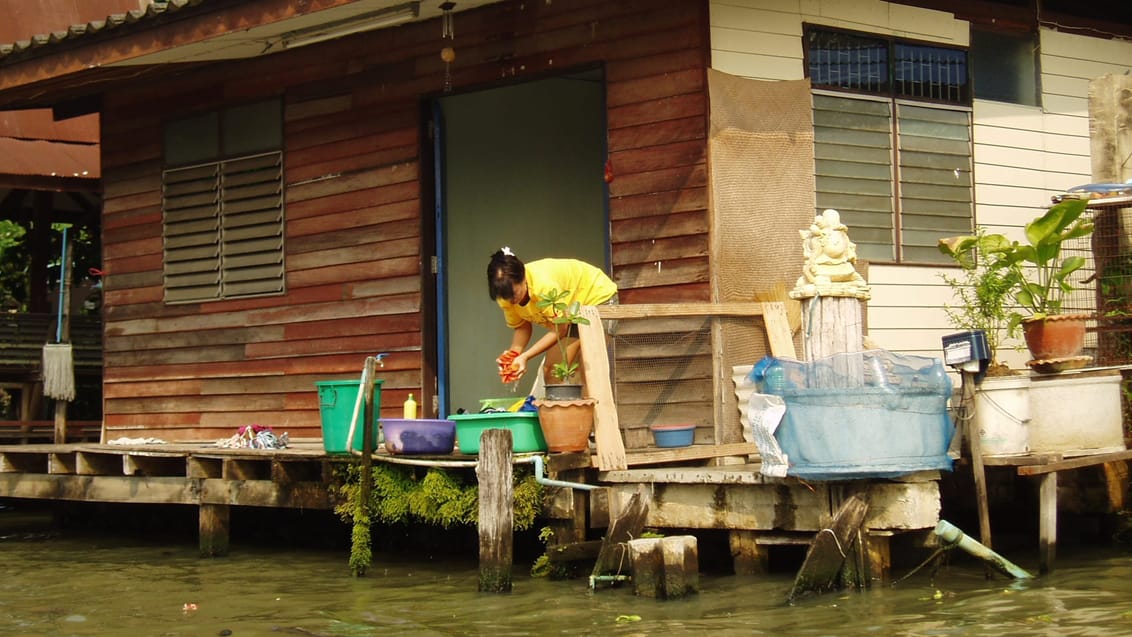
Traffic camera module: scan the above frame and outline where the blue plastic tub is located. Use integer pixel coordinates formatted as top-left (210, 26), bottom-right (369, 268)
top-left (650, 424), bottom-right (695, 448)
top-left (760, 351), bottom-right (955, 480)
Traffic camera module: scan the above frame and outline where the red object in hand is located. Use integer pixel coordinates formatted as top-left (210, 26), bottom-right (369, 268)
top-left (498, 350), bottom-right (522, 383)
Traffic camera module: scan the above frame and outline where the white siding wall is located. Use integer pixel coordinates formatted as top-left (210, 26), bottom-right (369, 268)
top-left (710, 0), bottom-right (1132, 367)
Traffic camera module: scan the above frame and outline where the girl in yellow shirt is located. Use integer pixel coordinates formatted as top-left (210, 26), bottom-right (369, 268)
top-left (487, 247), bottom-right (617, 385)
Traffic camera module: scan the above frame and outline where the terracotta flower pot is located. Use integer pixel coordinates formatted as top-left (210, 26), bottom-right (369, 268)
top-left (1021, 313), bottom-right (1088, 361)
top-left (533, 398), bottom-right (595, 452)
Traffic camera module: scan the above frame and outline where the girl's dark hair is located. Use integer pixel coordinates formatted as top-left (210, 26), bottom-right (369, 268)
top-left (488, 249), bottom-right (525, 301)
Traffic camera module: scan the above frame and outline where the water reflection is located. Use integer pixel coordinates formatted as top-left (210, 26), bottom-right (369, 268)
top-left (2, 507), bottom-right (1132, 637)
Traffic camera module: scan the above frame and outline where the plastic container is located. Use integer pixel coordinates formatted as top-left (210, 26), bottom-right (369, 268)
top-left (766, 351), bottom-right (955, 479)
top-left (650, 424), bottom-right (695, 448)
top-left (451, 411), bottom-right (547, 454)
top-left (973, 375), bottom-right (1031, 455)
top-left (479, 397), bottom-right (523, 412)
top-left (403, 394), bottom-right (418, 419)
top-left (1029, 371), bottom-right (1125, 454)
top-left (316, 378), bottom-right (383, 454)
top-left (381, 418), bottom-right (456, 455)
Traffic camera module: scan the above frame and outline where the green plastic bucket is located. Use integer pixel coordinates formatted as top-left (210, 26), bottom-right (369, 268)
top-left (316, 378), bottom-right (383, 454)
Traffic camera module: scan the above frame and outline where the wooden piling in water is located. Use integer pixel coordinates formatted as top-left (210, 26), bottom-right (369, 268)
top-left (627, 535), bottom-right (699, 598)
top-left (661, 535), bottom-right (700, 598)
top-left (477, 429), bottom-right (513, 592)
top-left (199, 503), bottom-right (230, 557)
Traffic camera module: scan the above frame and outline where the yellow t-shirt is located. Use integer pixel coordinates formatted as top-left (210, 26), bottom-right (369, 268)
top-left (497, 258), bottom-right (617, 330)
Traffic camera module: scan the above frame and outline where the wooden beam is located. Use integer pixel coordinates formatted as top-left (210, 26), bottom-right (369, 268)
top-left (599, 302), bottom-right (767, 320)
top-left (0, 474), bottom-right (196, 503)
top-left (1017, 449), bottom-right (1132, 476)
top-left (579, 305), bottom-right (627, 471)
top-left (198, 478), bottom-right (332, 509)
top-left (593, 442), bottom-right (758, 468)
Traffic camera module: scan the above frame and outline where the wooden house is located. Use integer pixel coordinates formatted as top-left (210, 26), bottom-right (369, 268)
top-left (0, 0), bottom-right (137, 437)
top-left (0, 0), bottom-right (1129, 447)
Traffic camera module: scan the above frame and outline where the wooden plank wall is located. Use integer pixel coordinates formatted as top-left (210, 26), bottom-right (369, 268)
top-left (98, 0), bottom-right (710, 441)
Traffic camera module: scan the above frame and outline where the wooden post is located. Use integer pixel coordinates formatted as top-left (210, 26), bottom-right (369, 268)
top-left (592, 491), bottom-right (647, 586)
top-left (1038, 471), bottom-right (1058, 575)
top-left (1088, 73), bottom-right (1132, 184)
top-left (199, 503), bottom-right (230, 557)
top-left (787, 494), bottom-right (868, 603)
top-left (800, 296), bottom-right (864, 361)
top-left (661, 535), bottom-right (699, 598)
top-left (729, 530), bottom-right (768, 575)
top-left (628, 538), bottom-right (664, 598)
top-left (477, 428), bottom-right (513, 592)
top-left (53, 224), bottom-right (74, 445)
top-left (351, 356), bottom-right (377, 577)
top-left (963, 371), bottom-right (993, 550)
top-left (627, 536), bottom-right (700, 598)
top-left (864, 532), bottom-right (892, 585)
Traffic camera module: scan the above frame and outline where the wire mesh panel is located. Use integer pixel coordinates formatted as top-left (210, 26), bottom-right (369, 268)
top-left (603, 310), bottom-right (773, 450)
top-left (1065, 198), bottom-right (1132, 365)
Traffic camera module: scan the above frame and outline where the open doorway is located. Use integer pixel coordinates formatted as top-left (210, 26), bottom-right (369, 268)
top-left (433, 68), bottom-right (608, 416)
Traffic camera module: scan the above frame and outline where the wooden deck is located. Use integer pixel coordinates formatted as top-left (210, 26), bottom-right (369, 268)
top-left (0, 440), bottom-right (338, 510)
top-left (982, 448), bottom-right (1132, 573)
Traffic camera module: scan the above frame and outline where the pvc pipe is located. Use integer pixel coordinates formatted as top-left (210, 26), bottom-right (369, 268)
top-left (589, 574), bottom-right (631, 589)
top-left (528, 455), bottom-right (599, 491)
top-left (344, 363), bottom-right (370, 454)
top-left (934, 520), bottom-right (1033, 579)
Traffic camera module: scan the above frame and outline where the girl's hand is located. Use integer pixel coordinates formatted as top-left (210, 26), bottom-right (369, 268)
top-left (497, 349), bottom-right (525, 384)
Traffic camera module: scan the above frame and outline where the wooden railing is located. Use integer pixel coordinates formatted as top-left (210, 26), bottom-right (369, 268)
top-left (0, 420), bottom-right (102, 444)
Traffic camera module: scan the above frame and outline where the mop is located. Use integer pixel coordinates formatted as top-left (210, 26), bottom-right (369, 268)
top-left (42, 227), bottom-right (75, 402)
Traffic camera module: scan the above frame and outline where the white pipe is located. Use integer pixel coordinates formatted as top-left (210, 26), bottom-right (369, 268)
top-left (344, 363), bottom-right (370, 453)
top-left (934, 520), bottom-right (1032, 579)
top-left (528, 455), bottom-right (599, 491)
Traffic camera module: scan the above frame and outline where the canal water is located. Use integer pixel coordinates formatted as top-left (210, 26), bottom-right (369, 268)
top-left (3, 504), bottom-right (1132, 637)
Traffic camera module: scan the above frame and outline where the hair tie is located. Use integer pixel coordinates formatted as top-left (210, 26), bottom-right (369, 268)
top-left (502, 246), bottom-right (514, 257)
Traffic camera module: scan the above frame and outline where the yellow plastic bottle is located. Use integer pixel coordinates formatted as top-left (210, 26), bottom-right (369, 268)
top-left (403, 393), bottom-right (418, 419)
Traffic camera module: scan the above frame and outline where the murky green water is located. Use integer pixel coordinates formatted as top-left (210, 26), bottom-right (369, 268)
top-left (3, 505), bottom-right (1132, 637)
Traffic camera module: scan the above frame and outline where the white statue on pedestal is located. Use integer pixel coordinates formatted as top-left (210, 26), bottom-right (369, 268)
top-left (790, 209), bottom-right (871, 300)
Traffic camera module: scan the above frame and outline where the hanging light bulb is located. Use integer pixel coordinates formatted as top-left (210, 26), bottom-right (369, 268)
top-left (440, 2), bottom-right (456, 39)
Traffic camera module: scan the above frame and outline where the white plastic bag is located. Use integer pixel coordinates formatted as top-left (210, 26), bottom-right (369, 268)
top-left (746, 393), bottom-right (789, 478)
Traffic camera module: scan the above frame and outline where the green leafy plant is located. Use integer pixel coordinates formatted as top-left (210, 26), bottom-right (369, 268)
top-left (334, 462), bottom-right (544, 574)
top-left (939, 198), bottom-right (1093, 337)
top-left (535, 288), bottom-right (591, 383)
top-left (937, 227), bottom-right (1023, 369)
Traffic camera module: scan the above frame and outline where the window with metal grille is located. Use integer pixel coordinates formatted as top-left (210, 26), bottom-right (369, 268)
top-left (161, 100), bottom-right (284, 302)
top-left (807, 26), bottom-right (973, 264)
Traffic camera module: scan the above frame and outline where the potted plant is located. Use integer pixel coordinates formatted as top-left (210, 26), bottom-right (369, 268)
top-left (535, 288), bottom-right (589, 399)
top-left (531, 288), bottom-right (596, 452)
top-left (940, 198), bottom-right (1094, 364)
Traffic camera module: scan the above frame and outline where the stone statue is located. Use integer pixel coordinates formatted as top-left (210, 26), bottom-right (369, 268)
top-left (790, 209), bottom-right (871, 300)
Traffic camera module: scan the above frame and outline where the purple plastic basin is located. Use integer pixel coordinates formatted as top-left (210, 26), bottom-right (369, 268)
top-left (382, 418), bottom-right (456, 455)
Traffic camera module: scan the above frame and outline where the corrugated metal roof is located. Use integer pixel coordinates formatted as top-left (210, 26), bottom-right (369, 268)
top-left (0, 0), bottom-right (205, 63)
top-left (0, 137), bottom-right (100, 180)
